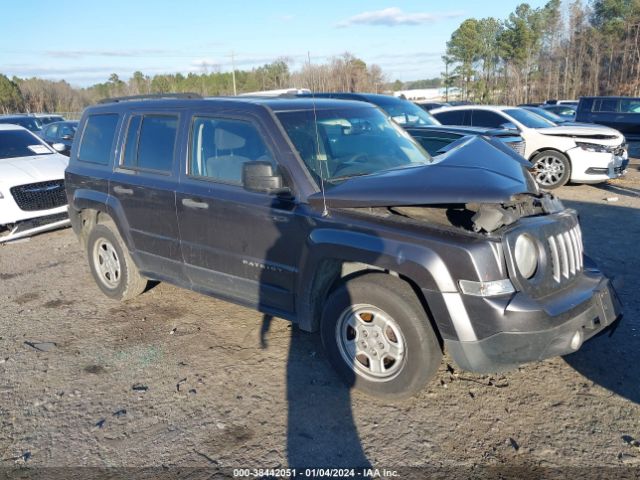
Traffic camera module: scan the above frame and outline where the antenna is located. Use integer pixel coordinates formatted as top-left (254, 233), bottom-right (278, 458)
top-left (229, 50), bottom-right (238, 96)
top-left (308, 51), bottom-right (328, 217)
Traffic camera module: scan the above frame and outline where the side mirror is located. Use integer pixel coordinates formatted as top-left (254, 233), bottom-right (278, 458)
top-left (61, 134), bottom-right (73, 141)
top-left (52, 143), bottom-right (66, 153)
top-left (242, 161), bottom-right (290, 195)
top-left (500, 122), bottom-right (519, 131)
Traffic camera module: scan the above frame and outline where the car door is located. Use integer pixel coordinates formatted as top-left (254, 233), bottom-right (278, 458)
top-left (176, 111), bottom-right (305, 316)
top-left (109, 111), bottom-right (185, 281)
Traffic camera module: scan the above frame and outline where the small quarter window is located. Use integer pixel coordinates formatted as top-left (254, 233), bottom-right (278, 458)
top-left (79, 114), bottom-right (119, 165)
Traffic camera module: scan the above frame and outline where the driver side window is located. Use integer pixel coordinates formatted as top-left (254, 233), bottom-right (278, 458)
top-left (190, 117), bottom-right (275, 185)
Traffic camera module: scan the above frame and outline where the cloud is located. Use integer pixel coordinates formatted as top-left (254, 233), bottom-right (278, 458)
top-left (45, 49), bottom-right (173, 59)
top-left (336, 7), bottom-right (463, 28)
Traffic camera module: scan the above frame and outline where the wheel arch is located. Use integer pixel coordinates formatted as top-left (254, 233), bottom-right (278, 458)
top-left (295, 229), bottom-right (456, 340)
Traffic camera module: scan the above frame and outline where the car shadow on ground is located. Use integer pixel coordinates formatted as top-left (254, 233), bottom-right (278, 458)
top-left (259, 197), bottom-right (372, 470)
top-left (593, 182), bottom-right (640, 199)
top-left (560, 199), bottom-right (640, 404)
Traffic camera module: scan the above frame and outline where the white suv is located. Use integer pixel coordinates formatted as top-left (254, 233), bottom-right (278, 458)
top-left (431, 105), bottom-right (628, 189)
top-left (0, 124), bottom-right (70, 242)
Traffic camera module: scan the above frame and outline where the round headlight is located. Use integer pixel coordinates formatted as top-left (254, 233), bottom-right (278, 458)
top-left (514, 234), bottom-right (538, 278)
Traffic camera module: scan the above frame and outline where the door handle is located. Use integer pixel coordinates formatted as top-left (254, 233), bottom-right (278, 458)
top-left (113, 186), bottom-right (133, 195)
top-left (182, 198), bottom-right (209, 209)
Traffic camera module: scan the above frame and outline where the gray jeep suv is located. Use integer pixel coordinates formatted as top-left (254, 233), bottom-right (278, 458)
top-left (64, 94), bottom-right (622, 400)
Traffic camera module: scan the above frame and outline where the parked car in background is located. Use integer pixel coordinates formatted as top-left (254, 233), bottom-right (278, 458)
top-left (542, 104), bottom-right (577, 120)
top-left (521, 106), bottom-right (582, 125)
top-left (0, 114), bottom-right (43, 133)
top-left (431, 105), bottom-right (628, 189)
top-left (415, 101), bottom-right (451, 111)
top-left (40, 121), bottom-right (78, 156)
top-left (0, 124), bottom-right (70, 243)
top-left (65, 94), bottom-right (621, 400)
top-left (35, 114), bottom-right (65, 125)
top-left (298, 92), bottom-right (526, 157)
top-left (576, 96), bottom-right (640, 141)
top-left (405, 125), bottom-right (525, 158)
top-left (544, 99), bottom-right (578, 106)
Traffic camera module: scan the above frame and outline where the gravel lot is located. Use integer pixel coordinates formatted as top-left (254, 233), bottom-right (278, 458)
top-left (1, 158), bottom-right (639, 477)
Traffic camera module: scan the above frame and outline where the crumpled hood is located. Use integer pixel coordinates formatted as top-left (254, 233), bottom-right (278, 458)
top-left (308, 136), bottom-right (537, 209)
top-left (537, 125), bottom-right (624, 143)
top-left (0, 154), bottom-right (68, 187)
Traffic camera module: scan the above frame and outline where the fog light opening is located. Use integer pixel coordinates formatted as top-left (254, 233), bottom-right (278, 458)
top-left (570, 330), bottom-right (583, 351)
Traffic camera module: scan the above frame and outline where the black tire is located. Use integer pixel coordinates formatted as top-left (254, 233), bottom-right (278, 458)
top-left (320, 272), bottom-right (442, 401)
top-left (86, 223), bottom-right (147, 301)
top-left (531, 150), bottom-right (571, 189)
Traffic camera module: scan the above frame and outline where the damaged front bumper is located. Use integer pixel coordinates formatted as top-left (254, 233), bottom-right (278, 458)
top-left (0, 213), bottom-right (70, 243)
top-left (442, 270), bottom-right (623, 373)
top-left (568, 147), bottom-right (629, 183)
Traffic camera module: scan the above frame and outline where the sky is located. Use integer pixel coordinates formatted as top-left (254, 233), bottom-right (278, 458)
top-left (1, 0), bottom-right (549, 87)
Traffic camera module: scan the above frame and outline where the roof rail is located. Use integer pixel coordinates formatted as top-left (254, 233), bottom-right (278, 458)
top-left (98, 92), bottom-right (202, 104)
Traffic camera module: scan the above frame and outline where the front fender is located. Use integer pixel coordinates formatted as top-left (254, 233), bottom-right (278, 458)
top-left (295, 227), bottom-right (459, 332)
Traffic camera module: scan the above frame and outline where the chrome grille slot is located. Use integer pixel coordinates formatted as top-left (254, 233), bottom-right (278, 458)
top-left (548, 224), bottom-right (584, 283)
top-left (549, 236), bottom-right (560, 282)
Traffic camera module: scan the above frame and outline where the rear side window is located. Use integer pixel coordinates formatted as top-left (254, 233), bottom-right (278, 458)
top-left (121, 114), bottom-right (178, 173)
top-left (189, 116), bottom-right (274, 185)
top-left (433, 109), bottom-right (467, 125)
top-left (471, 110), bottom-right (505, 128)
top-left (79, 114), bottom-right (119, 164)
top-left (620, 98), bottom-right (640, 113)
top-left (595, 98), bottom-right (618, 112)
top-left (45, 124), bottom-right (59, 138)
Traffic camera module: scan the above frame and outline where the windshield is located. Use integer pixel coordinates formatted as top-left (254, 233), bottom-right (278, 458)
top-left (377, 99), bottom-right (441, 127)
top-left (526, 107), bottom-right (562, 123)
top-left (277, 106), bottom-right (432, 185)
top-left (0, 130), bottom-right (52, 159)
top-left (0, 117), bottom-right (42, 132)
top-left (504, 108), bottom-right (556, 129)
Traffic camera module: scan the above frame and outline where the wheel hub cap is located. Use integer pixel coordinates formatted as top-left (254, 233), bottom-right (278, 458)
top-left (534, 156), bottom-right (565, 187)
top-left (93, 238), bottom-right (121, 288)
top-left (336, 305), bottom-right (406, 381)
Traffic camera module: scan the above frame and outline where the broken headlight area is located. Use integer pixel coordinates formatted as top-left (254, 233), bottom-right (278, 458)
top-left (575, 142), bottom-right (617, 153)
top-left (386, 193), bottom-right (564, 235)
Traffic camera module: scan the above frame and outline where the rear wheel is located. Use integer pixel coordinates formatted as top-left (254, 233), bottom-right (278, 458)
top-left (86, 223), bottom-right (147, 300)
top-left (531, 150), bottom-right (571, 189)
top-left (320, 273), bottom-right (442, 401)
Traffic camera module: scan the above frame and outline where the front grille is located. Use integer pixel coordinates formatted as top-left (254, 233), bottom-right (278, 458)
top-left (10, 180), bottom-right (66, 212)
top-left (507, 140), bottom-right (526, 157)
top-left (547, 224), bottom-right (583, 282)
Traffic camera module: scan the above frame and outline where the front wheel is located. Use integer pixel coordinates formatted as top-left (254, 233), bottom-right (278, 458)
top-left (320, 273), bottom-right (442, 401)
top-left (531, 150), bottom-right (571, 189)
top-left (86, 223), bottom-right (147, 301)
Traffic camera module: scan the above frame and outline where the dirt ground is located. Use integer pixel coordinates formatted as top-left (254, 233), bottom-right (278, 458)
top-left (1, 157), bottom-right (639, 478)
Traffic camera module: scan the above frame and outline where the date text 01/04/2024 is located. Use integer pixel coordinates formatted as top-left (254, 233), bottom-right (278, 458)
top-left (232, 468), bottom-right (399, 478)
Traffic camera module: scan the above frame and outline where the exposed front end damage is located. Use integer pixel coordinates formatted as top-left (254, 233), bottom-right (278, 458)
top-left (306, 135), bottom-right (622, 373)
top-left (388, 192), bottom-right (565, 235)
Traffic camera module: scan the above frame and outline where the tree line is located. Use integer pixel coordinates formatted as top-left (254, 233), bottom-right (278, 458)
top-left (0, 53), bottom-right (389, 114)
top-left (444, 0), bottom-right (640, 104)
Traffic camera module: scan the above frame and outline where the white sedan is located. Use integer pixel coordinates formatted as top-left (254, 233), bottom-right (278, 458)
top-left (431, 105), bottom-right (628, 189)
top-left (0, 124), bottom-right (70, 243)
